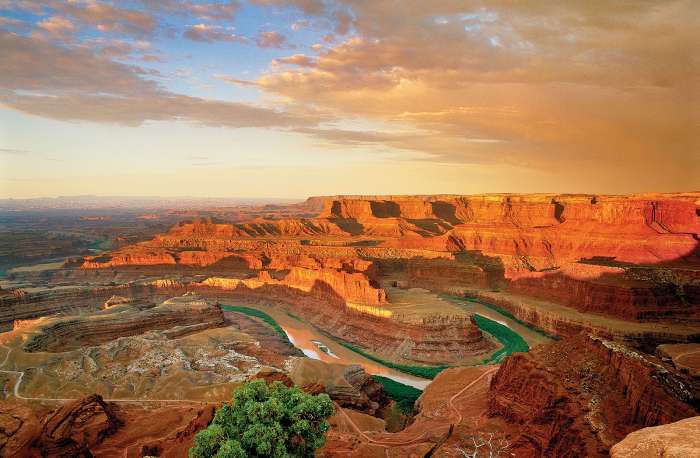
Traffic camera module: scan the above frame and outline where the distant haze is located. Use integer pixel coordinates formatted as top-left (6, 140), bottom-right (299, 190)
top-left (0, 195), bottom-right (301, 211)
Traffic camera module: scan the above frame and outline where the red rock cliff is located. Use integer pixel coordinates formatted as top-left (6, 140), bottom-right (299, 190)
top-left (488, 334), bottom-right (698, 457)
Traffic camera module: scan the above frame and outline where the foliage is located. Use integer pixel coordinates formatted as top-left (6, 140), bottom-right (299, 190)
top-left (473, 314), bottom-right (529, 364)
top-left (372, 375), bottom-right (422, 413)
top-left (446, 295), bottom-right (557, 339)
top-left (334, 339), bottom-right (449, 379)
top-left (221, 305), bottom-right (291, 343)
top-left (286, 312), bottom-right (305, 322)
top-left (189, 380), bottom-right (334, 458)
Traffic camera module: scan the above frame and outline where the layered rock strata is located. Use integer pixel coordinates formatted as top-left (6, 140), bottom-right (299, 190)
top-left (198, 276), bottom-right (492, 365)
top-left (488, 334), bottom-right (698, 457)
top-left (288, 359), bottom-right (390, 416)
top-left (77, 193), bottom-right (700, 326)
top-left (22, 294), bottom-right (225, 352)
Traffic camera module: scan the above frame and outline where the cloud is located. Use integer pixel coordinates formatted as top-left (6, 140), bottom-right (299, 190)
top-left (255, 0), bottom-right (699, 174)
top-left (183, 23), bottom-right (248, 43)
top-left (291, 19), bottom-right (309, 31)
top-left (0, 148), bottom-right (31, 155)
top-left (257, 31), bottom-right (286, 48)
top-left (0, 15), bottom-right (29, 32)
top-left (80, 37), bottom-right (153, 60)
top-left (55, 1), bottom-right (156, 37)
top-left (0, 31), bottom-right (156, 95)
top-left (251, 0), bottom-right (325, 15)
top-left (273, 54), bottom-right (315, 67)
top-left (213, 74), bottom-right (259, 86)
top-left (36, 15), bottom-right (75, 39)
top-left (140, 0), bottom-right (240, 21)
top-left (2, 0), bottom-right (697, 191)
top-left (0, 31), bottom-right (323, 129)
top-left (180, 1), bottom-right (239, 21)
top-left (0, 91), bottom-right (320, 128)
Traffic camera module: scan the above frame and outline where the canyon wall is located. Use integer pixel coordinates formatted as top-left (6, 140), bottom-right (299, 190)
top-left (22, 296), bottom-right (225, 352)
top-left (197, 275), bottom-right (492, 365)
top-left (488, 334), bottom-right (698, 457)
top-left (71, 193), bottom-right (700, 330)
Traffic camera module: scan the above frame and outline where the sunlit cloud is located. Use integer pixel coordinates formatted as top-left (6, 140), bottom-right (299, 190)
top-left (0, 0), bottom-right (697, 197)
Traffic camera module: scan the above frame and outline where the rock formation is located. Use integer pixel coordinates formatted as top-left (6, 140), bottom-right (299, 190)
top-left (0, 401), bottom-right (40, 456)
top-left (610, 416), bottom-right (700, 458)
top-left (22, 293), bottom-right (225, 352)
top-left (3, 193), bottom-right (699, 457)
top-left (289, 359), bottom-right (389, 416)
top-left (0, 395), bottom-right (216, 458)
top-left (488, 334), bottom-right (698, 457)
top-left (37, 394), bottom-right (121, 457)
top-left (77, 193), bottom-right (699, 327)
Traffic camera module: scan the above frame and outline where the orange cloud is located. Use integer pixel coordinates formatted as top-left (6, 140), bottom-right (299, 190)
top-left (255, 0), bottom-right (698, 185)
top-left (0, 31), bottom-right (324, 128)
top-left (37, 15), bottom-right (75, 39)
top-left (56, 1), bottom-right (156, 37)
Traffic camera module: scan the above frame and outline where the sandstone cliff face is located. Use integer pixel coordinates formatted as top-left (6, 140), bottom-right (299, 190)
top-left (488, 335), bottom-right (698, 457)
top-left (81, 247), bottom-right (262, 270)
top-left (200, 265), bottom-right (387, 306)
top-left (507, 264), bottom-right (697, 321)
top-left (0, 283), bottom-right (187, 331)
top-left (38, 394), bottom-right (121, 457)
top-left (76, 193), bottom-right (700, 324)
top-left (198, 277), bottom-right (492, 365)
top-left (610, 416), bottom-right (700, 458)
top-left (405, 258), bottom-right (491, 292)
top-left (22, 295), bottom-right (225, 352)
top-left (289, 359), bottom-right (390, 416)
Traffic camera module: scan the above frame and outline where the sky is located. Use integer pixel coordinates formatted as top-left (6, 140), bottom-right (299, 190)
top-left (0, 0), bottom-right (698, 199)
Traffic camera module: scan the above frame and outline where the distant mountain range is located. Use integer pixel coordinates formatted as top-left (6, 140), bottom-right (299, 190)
top-left (0, 195), bottom-right (302, 210)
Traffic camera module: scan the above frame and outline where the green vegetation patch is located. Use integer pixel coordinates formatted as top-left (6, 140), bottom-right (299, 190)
top-left (333, 339), bottom-right (449, 379)
top-left (473, 314), bottom-right (529, 364)
top-left (286, 311), bottom-right (305, 322)
top-left (447, 295), bottom-right (557, 339)
top-left (86, 238), bottom-right (110, 252)
top-left (372, 375), bottom-right (422, 413)
top-left (221, 305), bottom-right (291, 345)
top-left (190, 380), bottom-right (333, 458)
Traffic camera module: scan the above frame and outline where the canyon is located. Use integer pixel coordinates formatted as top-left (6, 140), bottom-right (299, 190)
top-left (0, 193), bottom-right (698, 457)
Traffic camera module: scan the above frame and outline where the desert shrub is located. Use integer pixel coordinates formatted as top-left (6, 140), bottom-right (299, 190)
top-left (334, 340), bottom-right (450, 378)
top-left (190, 380), bottom-right (334, 458)
top-left (221, 305), bottom-right (291, 343)
top-left (445, 295), bottom-right (557, 339)
top-left (473, 314), bottom-right (529, 364)
top-left (372, 375), bottom-right (422, 413)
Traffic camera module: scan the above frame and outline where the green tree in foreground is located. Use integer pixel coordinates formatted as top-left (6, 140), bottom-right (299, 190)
top-left (189, 380), bottom-right (334, 458)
